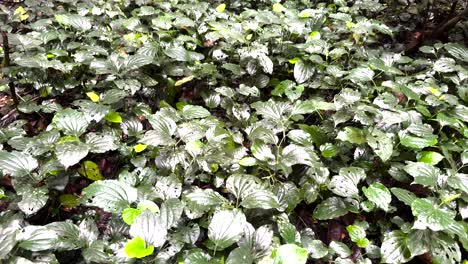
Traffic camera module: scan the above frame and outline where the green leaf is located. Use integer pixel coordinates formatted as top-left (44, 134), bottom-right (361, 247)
top-left (251, 141), bottom-right (275, 161)
top-left (47, 222), bottom-right (82, 250)
top-left (346, 224), bottom-right (368, 248)
top-left (55, 14), bottom-right (92, 31)
top-left (0, 151), bottom-right (38, 177)
top-left (362, 182), bottom-right (391, 212)
top-left (134, 144), bottom-right (147, 153)
top-left (271, 244), bottom-right (308, 264)
top-left (444, 43), bottom-right (468, 62)
top-left (86, 92), bottom-right (100, 102)
top-left (104, 112), bottom-right (122, 123)
top-left (294, 60), bottom-right (314, 84)
top-left (0, 225), bottom-right (19, 259)
top-left (186, 188), bottom-right (228, 206)
top-left (18, 226), bottom-right (58, 252)
top-left (328, 167), bottom-right (366, 198)
top-left (124, 236), bottom-right (154, 259)
top-left (320, 143), bottom-right (338, 158)
top-left (215, 3), bottom-right (226, 13)
top-left (157, 198), bottom-right (184, 229)
top-left (53, 109), bottom-right (89, 136)
top-left (241, 190), bottom-right (280, 209)
top-left (411, 198), bottom-right (455, 231)
top-left (208, 209), bottom-right (246, 250)
top-left (182, 105), bottom-right (211, 119)
top-left (251, 100), bottom-right (291, 120)
top-left (122, 208), bottom-right (141, 225)
top-left (55, 141), bottom-right (90, 169)
top-left (400, 134), bottom-right (438, 150)
top-left (78, 161), bottom-right (104, 181)
top-left (85, 133), bottom-right (118, 153)
top-left (367, 129), bottom-right (393, 162)
top-left (381, 230), bottom-right (412, 264)
top-left (226, 247), bottom-right (253, 264)
top-left (390, 187), bottom-right (417, 206)
top-left (337, 127), bottom-right (365, 144)
top-left (417, 151), bottom-right (444, 165)
top-left (329, 241), bottom-right (351, 258)
top-left (272, 3), bottom-right (285, 13)
top-left (403, 162), bottom-right (439, 187)
top-left (140, 114), bottom-right (177, 146)
top-left (238, 157), bottom-right (257, 166)
top-left (447, 173), bottom-right (468, 194)
top-left (17, 186), bottom-right (48, 216)
top-left (258, 54), bottom-right (274, 74)
top-left (82, 180), bottom-right (138, 213)
top-left (130, 210), bottom-right (167, 247)
top-left (313, 197), bottom-right (349, 220)
top-left (347, 67), bottom-right (374, 82)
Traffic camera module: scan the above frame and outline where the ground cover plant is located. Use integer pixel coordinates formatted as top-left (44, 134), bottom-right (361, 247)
top-left (0, 0), bottom-right (467, 263)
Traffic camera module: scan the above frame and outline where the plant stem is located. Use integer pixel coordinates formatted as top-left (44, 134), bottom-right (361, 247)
top-left (2, 31), bottom-right (19, 107)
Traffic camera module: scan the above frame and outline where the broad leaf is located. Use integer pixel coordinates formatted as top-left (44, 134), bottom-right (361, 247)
top-left (82, 180), bottom-right (138, 213)
top-left (208, 209), bottom-right (246, 250)
top-left (0, 151), bottom-right (38, 177)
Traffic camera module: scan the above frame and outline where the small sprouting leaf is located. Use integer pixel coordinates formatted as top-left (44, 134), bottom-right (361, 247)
top-left (272, 3), bottom-right (285, 13)
top-left (216, 3), bottom-right (226, 13)
top-left (124, 236), bottom-right (154, 259)
top-left (104, 112), bottom-right (122, 123)
top-left (271, 244), bottom-right (308, 264)
top-left (14, 6), bottom-right (29, 21)
top-left (122, 208), bottom-right (141, 225)
top-left (78, 161), bottom-right (104, 181)
top-left (133, 144), bottom-right (147, 153)
top-left (86, 92), bottom-right (100, 102)
top-left (346, 224), bottom-right (369, 248)
top-left (362, 182), bottom-right (391, 212)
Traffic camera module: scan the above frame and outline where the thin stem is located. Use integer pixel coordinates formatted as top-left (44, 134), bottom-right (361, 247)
top-left (2, 31), bottom-right (19, 107)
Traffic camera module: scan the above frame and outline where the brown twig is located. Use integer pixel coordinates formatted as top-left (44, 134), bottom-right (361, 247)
top-left (432, 6), bottom-right (468, 39)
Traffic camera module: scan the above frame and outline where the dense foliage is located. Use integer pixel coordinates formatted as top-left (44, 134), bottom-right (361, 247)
top-left (0, 0), bottom-right (467, 263)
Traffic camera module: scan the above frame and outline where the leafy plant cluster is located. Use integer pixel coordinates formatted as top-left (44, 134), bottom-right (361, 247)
top-left (0, 0), bottom-right (467, 263)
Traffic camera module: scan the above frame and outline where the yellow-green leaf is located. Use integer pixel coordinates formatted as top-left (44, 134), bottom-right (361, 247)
top-left (288, 57), bottom-right (300, 64)
top-left (78, 160), bottom-right (104, 181)
top-left (59, 194), bottom-right (79, 208)
top-left (14, 6), bottom-right (29, 21)
top-left (273, 3), bottom-right (285, 13)
top-left (134, 144), bottom-right (148, 153)
top-left (216, 3), bottom-right (226, 13)
top-left (86, 91), bottom-right (100, 102)
top-left (104, 112), bottom-right (122, 123)
top-left (124, 237), bottom-right (155, 259)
